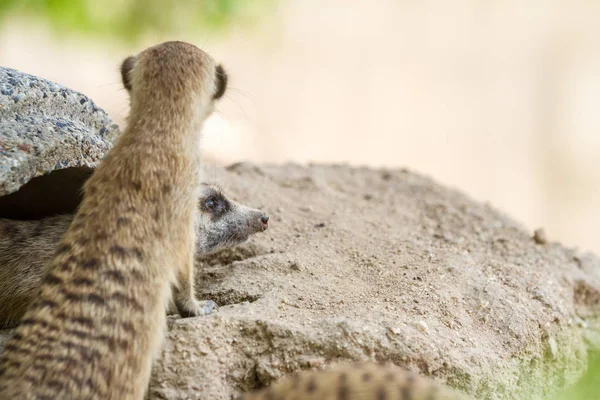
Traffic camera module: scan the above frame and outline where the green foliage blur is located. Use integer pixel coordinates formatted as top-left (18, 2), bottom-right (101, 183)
top-left (0, 0), bottom-right (275, 41)
top-left (553, 352), bottom-right (600, 400)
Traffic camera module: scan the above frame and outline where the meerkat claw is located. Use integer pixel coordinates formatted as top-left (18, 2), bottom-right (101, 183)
top-left (197, 299), bottom-right (219, 315)
top-left (176, 299), bottom-right (218, 318)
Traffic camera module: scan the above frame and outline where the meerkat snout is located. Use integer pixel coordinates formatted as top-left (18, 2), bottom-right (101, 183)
top-left (242, 210), bottom-right (269, 234)
top-left (260, 214), bottom-right (269, 230)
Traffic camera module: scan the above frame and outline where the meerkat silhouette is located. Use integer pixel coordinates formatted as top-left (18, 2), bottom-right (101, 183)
top-left (241, 363), bottom-right (473, 400)
top-left (0, 183), bottom-right (269, 329)
top-left (0, 41), bottom-right (227, 399)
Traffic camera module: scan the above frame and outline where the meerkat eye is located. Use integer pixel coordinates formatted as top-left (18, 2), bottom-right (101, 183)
top-left (204, 197), bottom-right (216, 209)
top-left (202, 193), bottom-right (229, 215)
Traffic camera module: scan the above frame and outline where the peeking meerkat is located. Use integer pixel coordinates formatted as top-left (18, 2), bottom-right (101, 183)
top-left (0, 183), bottom-right (269, 329)
top-left (0, 41), bottom-right (226, 399)
top-left (240, 362), bottom-right (473, 400)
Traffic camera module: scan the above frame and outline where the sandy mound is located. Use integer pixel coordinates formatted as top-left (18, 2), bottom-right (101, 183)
top-left (146, 163), bottom-right (600, 400)
top-left (4, 66), bottom-right (598, 399)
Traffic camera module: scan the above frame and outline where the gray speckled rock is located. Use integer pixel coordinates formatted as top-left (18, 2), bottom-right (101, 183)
top-left (0, 67), bottom-right (119, 197)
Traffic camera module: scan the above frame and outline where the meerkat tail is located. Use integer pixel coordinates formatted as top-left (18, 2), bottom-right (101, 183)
top-left (241, 363), bottom-right (473, 400)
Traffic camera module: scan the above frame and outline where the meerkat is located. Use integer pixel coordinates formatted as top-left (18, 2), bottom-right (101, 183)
top-left (0, 183), bottom-right (269, 329)
top-left (241, 363), bottom-right (473, 400)
top-left (0, 41), bottom-right (227, 399)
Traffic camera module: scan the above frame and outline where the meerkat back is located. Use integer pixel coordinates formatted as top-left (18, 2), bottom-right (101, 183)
top-left (0, 41), bottom-right (227, 400)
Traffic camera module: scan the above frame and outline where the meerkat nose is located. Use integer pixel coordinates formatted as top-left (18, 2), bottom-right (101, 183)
top-left (260, 215), bottom-right (269, 230)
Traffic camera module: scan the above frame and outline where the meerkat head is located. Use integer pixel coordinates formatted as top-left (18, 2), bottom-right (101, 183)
top-left (195, 184), bottom-right (269, 254)
top-left (120, 41), bottom-right (228, 124)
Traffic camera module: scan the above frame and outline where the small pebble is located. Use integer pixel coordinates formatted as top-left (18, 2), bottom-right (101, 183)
top-left (417, 321), bottom-right (428, 332)
top-left (533, 228), bottom-right (548, 245)
top-left (290, 261), bottom-right (302, 271)
top-left (387, 327), bottom-right (401, 335)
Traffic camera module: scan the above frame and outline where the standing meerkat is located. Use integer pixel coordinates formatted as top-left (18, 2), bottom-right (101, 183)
top-left (241, 363), bottom-right (473, 400)
top-left (0, 41), bottom-right (227, 399)
top-left (0, 183), bottom-right (269, 329)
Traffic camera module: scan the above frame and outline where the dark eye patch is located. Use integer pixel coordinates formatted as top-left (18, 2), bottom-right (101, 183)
top-left (200, 192), bottom-right (230, 219)
top-left (212, 64), bottom-right (228, 100)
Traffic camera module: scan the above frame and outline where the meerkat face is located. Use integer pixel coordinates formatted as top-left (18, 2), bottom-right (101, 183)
top-left (195, 184), bottom-right (268, 254)
top-left (120, 41), bottom-right (228, 124)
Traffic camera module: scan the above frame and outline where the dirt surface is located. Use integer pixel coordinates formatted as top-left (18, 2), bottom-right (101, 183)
top-left (3, 68), bottom-right (598, 400)
top-left (144, 163), bottom-right (600, 400)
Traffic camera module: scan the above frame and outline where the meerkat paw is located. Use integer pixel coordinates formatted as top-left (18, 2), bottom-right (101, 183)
top-left (176, 298), bottom-right (218, 318)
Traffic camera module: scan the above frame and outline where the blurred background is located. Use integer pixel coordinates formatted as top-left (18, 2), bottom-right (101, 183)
top-left (0, 0), bottom-right (598, 254)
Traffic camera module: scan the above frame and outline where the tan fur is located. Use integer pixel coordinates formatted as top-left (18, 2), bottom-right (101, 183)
top-left (0, 41), bottom-right (226, 399)
top-left (0, 185), bottom-right (268, 329)
top-left (241, 363), bottom-right (473, 400)
top-left (0, 215), bottom-right (73, 329)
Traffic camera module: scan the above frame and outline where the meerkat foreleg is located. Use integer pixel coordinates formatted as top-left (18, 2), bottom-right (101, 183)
top-left (173, 256), bottom-right (217, 317)
top-left (173, 215), bottom-right (218, 318)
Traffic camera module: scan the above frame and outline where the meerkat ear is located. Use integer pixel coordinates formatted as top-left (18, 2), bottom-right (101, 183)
top-left (213, 64), bottom-right (228, 100)
top-left (120, 56), bottom-right (137, 91)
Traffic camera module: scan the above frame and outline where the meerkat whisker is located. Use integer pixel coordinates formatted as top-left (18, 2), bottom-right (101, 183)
top-left (227, 87), bottom-right (256, 100)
